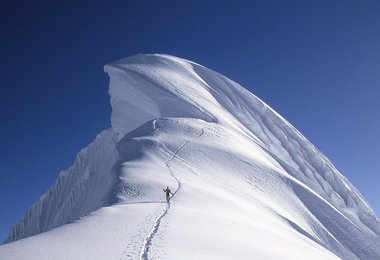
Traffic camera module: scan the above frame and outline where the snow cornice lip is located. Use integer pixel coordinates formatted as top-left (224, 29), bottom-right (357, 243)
top-left (104, 53), bottom-right (205, 73)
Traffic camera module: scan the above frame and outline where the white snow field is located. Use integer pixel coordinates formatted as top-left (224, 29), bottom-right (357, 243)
top-left (1, 54), bottom-right (379, 259)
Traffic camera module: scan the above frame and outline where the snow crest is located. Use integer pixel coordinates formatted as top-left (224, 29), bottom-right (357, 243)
top-left (106, 54), bottom-right (380, 236)
top-left (2, 54), bottom-right (379, 259)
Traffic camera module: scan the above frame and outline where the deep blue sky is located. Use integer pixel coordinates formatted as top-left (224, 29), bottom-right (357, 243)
top-left (1, 0), bottom-right (379, 242)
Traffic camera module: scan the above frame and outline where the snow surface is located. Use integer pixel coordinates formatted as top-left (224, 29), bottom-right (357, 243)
top-left (1, 54), bottom-right (379, 259)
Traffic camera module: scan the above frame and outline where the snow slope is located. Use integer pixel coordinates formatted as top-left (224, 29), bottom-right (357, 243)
top-left (1, 54), bottom-right (379, 259)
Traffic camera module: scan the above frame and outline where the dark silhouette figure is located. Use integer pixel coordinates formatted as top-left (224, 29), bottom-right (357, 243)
top-left (163, 186), bottom-right (173, 203)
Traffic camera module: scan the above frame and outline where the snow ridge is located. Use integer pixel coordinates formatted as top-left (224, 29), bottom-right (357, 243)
top-left (2, 54), bottom-right (379, 260)
top-left (106, 54), bottom-right (378, 231)
top-left (5, 128), bottom-right (119, 243)
top-left (139, 125), bottom-right (206, 259)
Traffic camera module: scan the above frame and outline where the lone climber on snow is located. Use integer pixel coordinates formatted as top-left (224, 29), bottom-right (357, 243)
top-left (163, 186), bottom-right (173, 203)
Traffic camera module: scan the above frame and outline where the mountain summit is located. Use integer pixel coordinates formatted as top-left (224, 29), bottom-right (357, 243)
top-left (1, 54), bottom-right (379, 259)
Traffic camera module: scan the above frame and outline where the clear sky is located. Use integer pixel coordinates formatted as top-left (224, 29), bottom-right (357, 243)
top-left (1, 0), bottom-right (379, 242)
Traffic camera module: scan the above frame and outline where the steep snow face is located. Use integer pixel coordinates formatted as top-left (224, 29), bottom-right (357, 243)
top-left (105, 55), bottom-right (217, 136)
top-left (105, 54), bottom-right (379, 234)
top-left (2, 54), bottom-right (379, 259)
top-left (5, 129), bottom-right (119, 242)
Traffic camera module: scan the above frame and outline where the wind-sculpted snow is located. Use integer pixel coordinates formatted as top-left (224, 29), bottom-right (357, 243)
top-left (5, 129), bottom-right (119, 242)
top-left (2, 54), bottom-right (379, 259)
top-left (105, 54), bottom-right (379, 236)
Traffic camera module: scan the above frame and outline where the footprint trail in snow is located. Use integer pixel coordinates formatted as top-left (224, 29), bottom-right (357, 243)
top-left (139, 127), bottom-right (206, 260)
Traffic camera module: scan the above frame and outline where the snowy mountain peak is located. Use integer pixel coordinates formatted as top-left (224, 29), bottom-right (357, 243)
top-left (1, 54), bottom-right (379, 259)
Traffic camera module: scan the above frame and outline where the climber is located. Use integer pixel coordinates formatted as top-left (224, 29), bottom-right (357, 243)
top-left (163, 186), bottom-right (173, 203)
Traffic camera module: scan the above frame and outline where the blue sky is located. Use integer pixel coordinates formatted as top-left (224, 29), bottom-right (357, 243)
top-left (1, 0), bottom-right (379, 242)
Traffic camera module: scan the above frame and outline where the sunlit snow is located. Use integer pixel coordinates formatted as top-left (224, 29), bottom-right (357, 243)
top-left (1, 54), bottom-right (379, 259)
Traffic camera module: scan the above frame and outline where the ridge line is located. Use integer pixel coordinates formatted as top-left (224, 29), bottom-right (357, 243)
top-left (139, 126), bottom-right (206, 260)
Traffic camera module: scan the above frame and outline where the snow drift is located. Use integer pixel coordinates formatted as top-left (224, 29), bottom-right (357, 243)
top-left (1, 54), bottom-right (379, 259)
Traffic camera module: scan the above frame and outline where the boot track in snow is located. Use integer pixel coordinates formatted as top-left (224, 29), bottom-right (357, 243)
top-left (139, 127), bottom-right (206, 260)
